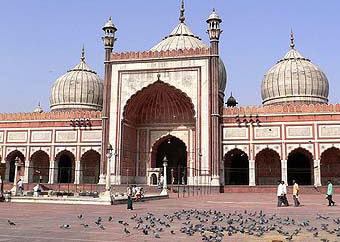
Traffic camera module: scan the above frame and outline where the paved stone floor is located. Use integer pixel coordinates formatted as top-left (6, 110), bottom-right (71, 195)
top-left (0, 193), bottom-right (339, 241)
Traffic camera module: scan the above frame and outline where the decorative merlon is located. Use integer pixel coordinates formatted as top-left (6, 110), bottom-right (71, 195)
top-left (223, 103), bottom-right (340, 116)
top-left (0, 110), bottom-right (101, 121)
top-left (111, 47), bottom-right (211, 61)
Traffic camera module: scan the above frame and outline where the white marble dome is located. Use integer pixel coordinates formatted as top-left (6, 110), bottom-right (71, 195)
top-left (150, 3), bottom-right (226, 93)
top-left (50, 48), bottom-right (103, 111)
top-left (261, 33), bottom-right (329, 106)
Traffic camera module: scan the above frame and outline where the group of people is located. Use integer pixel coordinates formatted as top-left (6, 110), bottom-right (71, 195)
top-left (16, 178), bottom-right (41, 197)
top-left (277, 179), bottom-right (336, 207)
top-left (127, 185), bottom-right (145, 210)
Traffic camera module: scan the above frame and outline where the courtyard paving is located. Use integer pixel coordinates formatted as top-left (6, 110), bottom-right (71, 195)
top-left (0, 192), bottom-right (339, 241)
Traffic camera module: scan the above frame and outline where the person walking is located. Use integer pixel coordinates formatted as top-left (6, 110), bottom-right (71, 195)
top-left (292, 179), bottom-right (300, 207)
top-left (17, 178), bottom-right (24, 196)
top-left (327, 180), bottom-right (335, 206)
top-left (127, 195), bottom-right (133, 210)
top-left (33, 183), bottom-right (41, 197)
top-left (277, 180), bottom-right (283, 207)
top-left (281, 180), bottom-right (289, 206)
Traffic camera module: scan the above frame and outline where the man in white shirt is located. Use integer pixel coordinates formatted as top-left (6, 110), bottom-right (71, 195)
top-left (277, 180), bottom-right (283, 207)
top-left (281, 180), bottom-right (289, 206)
top-left (33, 183), bottom-right (41, 197)
top-left (17, 178), bottom-right (24, 196)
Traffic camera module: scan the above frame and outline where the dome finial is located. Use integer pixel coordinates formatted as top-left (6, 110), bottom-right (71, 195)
top-left (290, 29), bottom-right (295, 49)
top-left (81, 44), bottom-right (85, 62)
top-left (179, 0), bottom-right (185, 23)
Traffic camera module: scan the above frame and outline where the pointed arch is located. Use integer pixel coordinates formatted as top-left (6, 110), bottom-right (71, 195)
top-left (151, 134), bottom-right (187, 184)
top-left (255, 148), bottom-right (281, 185)
top-left (6, 150), bottom-right (25, 183)
top-left (123, 80), bottom-right (195, 125)
top-left (30, 150), bottom-right (50, 183)
top-left (56, 150), bottom-right (75, 183)
top-left (287, 147), bottom-right (313, 185)
top-left (320, 147), bottom-right (340, 185)
top-left (224, 148), bottom-right (249, 185)
top-left (80, 149), bottom-right (100, 184)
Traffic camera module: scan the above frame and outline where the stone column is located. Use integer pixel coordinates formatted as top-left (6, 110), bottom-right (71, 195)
top-left (48, 160), bottom-right (55, 184)
top-left (313, 159), bottom-right (321, 187)
top-left (249, 160), bottom-right (255, 186)
top-left (74, 160), bottom-right (81, 184)
top-left (23, 159), bottom-right (30, 183)
top-left (5, 161), bottom-right (10, 182)
top-left (160, 161), bottom-right (168, 196)
top-left (281, 160), bottom-right (287, 184)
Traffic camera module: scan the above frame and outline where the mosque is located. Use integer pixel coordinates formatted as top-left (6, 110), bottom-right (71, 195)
top-left (0, 1), bottom-right (339, 191)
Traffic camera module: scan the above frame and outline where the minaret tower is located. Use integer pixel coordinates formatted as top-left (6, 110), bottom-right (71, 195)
top-left (207, 9), bottom-right (222, 185)
top-left (100, 17), bottom-right (117, 184)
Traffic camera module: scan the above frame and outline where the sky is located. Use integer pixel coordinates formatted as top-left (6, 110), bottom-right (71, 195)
top-left (0, 0), bottom-right (340, 113)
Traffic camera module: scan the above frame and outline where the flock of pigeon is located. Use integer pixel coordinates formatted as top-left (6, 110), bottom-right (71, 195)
top-left (7, 209), bottom-right (340, 241)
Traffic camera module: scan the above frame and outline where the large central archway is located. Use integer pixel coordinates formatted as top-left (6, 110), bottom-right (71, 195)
top-left (287, 148), bottom-right (313, 185)
top-left (224, 149), bottom-right (249, 185)
top-left (121, 80), bottom-right (196, 182)
top-left (152, 136), bottom-right (187, 184)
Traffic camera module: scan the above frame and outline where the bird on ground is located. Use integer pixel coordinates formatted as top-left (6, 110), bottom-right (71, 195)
top-left (7, 220), bottom-right (15, 226)
top-left (99, 224), bottom-right (105, 230)
top-left (80, 223), bottom-right (88, 228)
top-left (313, 231), bottom-right (318, 237)
top-left (153, 231), bottom-right (160, 238)
top-left (60, 224), bottom-right (70, 229)
top-left (77, 214), bottom-right (83, 220)
top-left (170, 230), bottom-right (175, 234)
top-left (124, 227), bottom-right (130, 234)
top-left (108, 216), bottom-right (113, 222)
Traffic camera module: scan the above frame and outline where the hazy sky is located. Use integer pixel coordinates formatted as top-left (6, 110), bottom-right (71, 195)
top-left (0, 0), bottom-right (339, 113)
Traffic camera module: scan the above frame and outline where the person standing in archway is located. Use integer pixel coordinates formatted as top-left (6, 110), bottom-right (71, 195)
top-left (292, 179), bottom-right (300, 207)
top-left (327, 180), bottom-right (335, 206)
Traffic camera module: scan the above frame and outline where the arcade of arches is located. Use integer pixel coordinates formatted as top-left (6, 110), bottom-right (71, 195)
top-left (0, 149), bottom-right (100, 184)
top-left (223, 147), bottom-right (340, 186)
top-left (121, 80), bottom-right (195, 183)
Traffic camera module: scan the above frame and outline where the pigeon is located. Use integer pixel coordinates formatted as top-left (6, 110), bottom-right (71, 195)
top-left (99, 224), bottom-right (105, 230)
top-left (124, 228), bottom-right (130, 234)
top-left (170, 230), bottom-right (175, 234)
top-left (143, 229), bottom-right (148, 235)
top-left (153, 231), bottom-right (160, 238)
top-left (80, 223), bottom-right (89, 228)
top-left (77, 214), bottom-right (83, 220)
top-left (7, 220), bottom-right (15, 226)
top-left (108, 216), bottom-right (113, 222)
top-left (313, 231), bottom-right (318, 237)
top-left (60, 224), bottom-right (70, 229)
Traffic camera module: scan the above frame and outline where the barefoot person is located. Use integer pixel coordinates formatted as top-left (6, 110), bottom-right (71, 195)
top-left (292, 179), bottom-right (300, 207)
top-left (327, 180), bottom-right (335, 206)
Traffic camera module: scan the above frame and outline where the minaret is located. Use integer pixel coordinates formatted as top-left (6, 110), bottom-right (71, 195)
top-left (100, 17), bottom-right (117, 184)
top-left (207, 9), bottom-right (222, 185)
